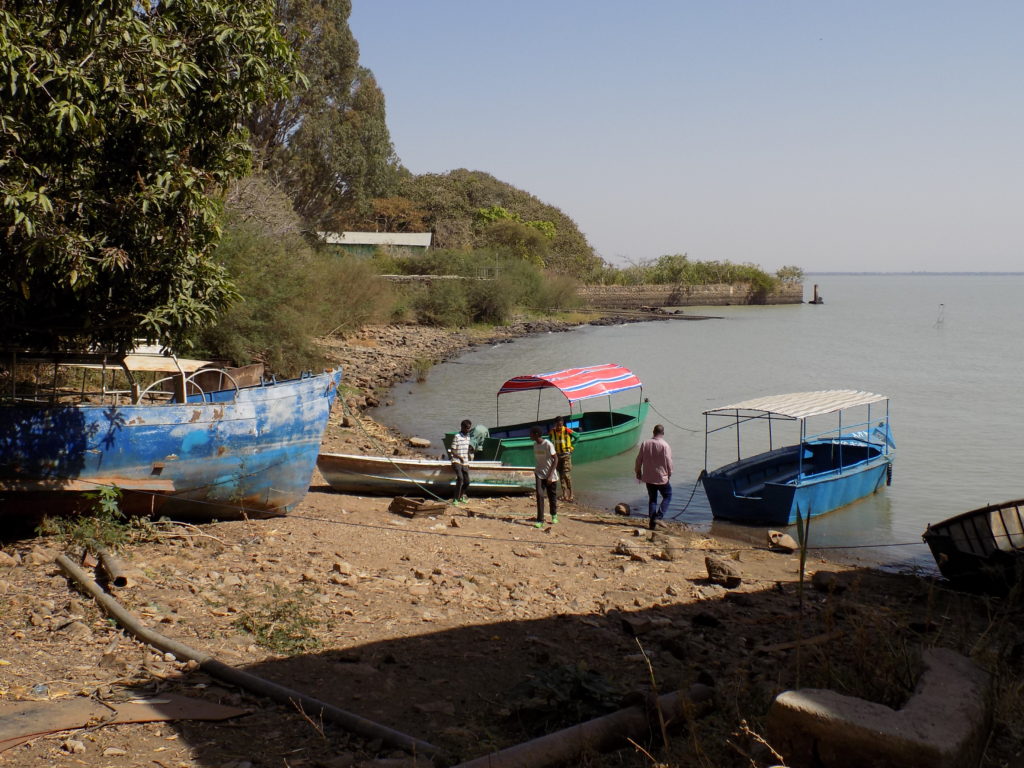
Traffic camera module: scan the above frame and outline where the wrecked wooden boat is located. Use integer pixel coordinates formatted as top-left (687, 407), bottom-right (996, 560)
top-left (445, 363), bottom-right (649, 466)
top-left (701, 390), bottom-right (894, 526)
top-left (0, 350), bottom-right (341, 520)
top-left (317, 453), bottom-right (534, 497)
top-left (923, 499), bottom-right (1024, 593)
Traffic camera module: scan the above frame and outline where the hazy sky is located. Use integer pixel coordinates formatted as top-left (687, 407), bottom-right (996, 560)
top-left (349, 2), bottom-right (1023, 272)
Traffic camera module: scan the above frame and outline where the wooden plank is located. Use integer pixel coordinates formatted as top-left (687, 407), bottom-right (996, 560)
top-left (388, 496), bottom-right (448, 517)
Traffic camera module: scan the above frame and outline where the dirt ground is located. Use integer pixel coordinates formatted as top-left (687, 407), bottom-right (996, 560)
top-left (1, 322), bottom-right (1023, 767)
top-left (4, 467), bottom-right (1023, 768)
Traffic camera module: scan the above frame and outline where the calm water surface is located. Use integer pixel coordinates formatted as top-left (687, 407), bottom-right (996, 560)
top-left (375, 275), bottom-right (1024, 570)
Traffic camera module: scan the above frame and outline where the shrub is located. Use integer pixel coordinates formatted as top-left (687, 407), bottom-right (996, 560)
top-left (308, 252), bottom-right (396, 334)
top-left (381, 249), bottom-right (581, 327)
top-left (494, 260), bottom-right (544, 306)
top-left (777, 265), bottom-right (805, 283)
top-left (468, 278), bottom-right (514, 324)
top-left (233, 583), bottom-right (322, 655)
top-left (191, 222), bottom-right (395, 375)
top-left (595, 254), bottom-right (784, 296)
top-left (37, 486), bottom-right (133, 552)
top-left (534, 272), bottom-right (579, 311)
top-left (413, 279), bottom-right (472, 327)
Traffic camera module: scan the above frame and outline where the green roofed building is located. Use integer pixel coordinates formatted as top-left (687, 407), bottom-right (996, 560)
top-left (319, 231), bottom-right (432, 259)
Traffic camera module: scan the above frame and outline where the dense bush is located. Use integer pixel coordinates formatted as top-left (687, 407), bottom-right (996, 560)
top-left (392, 250), bottom-right (578, 328)
top-left (188, 222), bottom-right (318, 373)
top-left (493, 260), bottom-right (579, 312)
top-left (190, 185), bottom-right (395, 375)
top-left (411, 279), bottom-right (471, 327)
top-left (594, 253), bottom-right (782, 298)
top-left (467, 278), bottom-right (515, 324)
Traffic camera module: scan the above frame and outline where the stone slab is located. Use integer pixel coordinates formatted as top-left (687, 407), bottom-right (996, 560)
top-left (766, 648), bottom-right (990, 768)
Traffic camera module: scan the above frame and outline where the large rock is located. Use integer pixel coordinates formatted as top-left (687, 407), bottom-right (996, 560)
top-left (767, 530), bottom-right (798, 553)
top-left (767, 648), bottom-right (990, 768)
top-left (705, 555), bottom-right (742, 588)
top-left (811, 570), bottom-right (847, 594)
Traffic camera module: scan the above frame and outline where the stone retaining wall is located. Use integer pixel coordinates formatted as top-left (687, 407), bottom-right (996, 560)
top-left (577, 282), bottom-right (804, 308)
top-left (380, 275), bottom-right (805, 308)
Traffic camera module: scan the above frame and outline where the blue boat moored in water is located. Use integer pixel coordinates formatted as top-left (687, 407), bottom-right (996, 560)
top-left (700, 390), bottom-right (895, 526)
top-left (0, 351), bottom-right (341, 522)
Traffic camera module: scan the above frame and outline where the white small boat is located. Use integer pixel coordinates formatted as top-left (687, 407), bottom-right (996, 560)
top-left (317, 453), bottom-right (534, 497)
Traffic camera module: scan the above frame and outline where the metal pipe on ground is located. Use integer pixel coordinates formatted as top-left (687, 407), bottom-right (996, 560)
top-left (96, 547), bottom-right (131, 588)
top-left (453, 686), bottom-right (713, 768)
top-left (55, 554), bottom-right (441, 761)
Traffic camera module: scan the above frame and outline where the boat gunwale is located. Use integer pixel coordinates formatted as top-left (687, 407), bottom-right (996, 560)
top-left (706, 441), bottom-right (891, 491)
top-left (318, 453), bottom-right (531, 471)
top-left (923, 498), bottom-right (1024, 537)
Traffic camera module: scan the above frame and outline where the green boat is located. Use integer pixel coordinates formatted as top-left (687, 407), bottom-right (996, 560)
top-left (445, 363), bottom-right (649, 466)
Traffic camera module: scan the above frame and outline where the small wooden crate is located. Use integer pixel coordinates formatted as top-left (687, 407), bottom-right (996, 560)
top-left (388, 496), bottom-right (448, 518)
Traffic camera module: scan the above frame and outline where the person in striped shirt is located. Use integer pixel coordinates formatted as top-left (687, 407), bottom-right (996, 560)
top-left (449, 419), bottom-right (473, 503)
top-left (548, 416), bottom-right (576, 503)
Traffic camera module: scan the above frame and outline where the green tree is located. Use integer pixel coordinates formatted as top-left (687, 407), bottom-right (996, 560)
top-left (362, 196), bottom-right (428, 233)
top-left (248, 0), bottom-right (400, 231)
top-left (191, 176), bottom-right (395, 375)
top-left (401, 169), bottom-right (600, 278)
top-left (776, 265), bottom-right (805, 283)
top-left (482, 220), bottom-right (550, 265)
top-left (647, 253), bottom-right (692, 284)
top-left (0, 1), bottom-right (296, 352)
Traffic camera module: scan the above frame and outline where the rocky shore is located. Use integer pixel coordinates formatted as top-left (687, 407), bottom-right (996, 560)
top-left (317, 315), bottom-right (657, 456)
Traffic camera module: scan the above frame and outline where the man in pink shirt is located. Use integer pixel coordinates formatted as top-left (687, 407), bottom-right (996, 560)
top-left (634, 424), bottom-right (673, 530)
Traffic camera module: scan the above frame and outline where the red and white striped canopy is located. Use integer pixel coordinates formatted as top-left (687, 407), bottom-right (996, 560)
top-left (497, 363), bottom-right (643, 404)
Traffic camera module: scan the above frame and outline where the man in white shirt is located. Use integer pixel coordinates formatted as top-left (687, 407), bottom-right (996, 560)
top-left (530, 426), bottom-right (559, 527)
top-left (449, 419), bottom-right (473, 504)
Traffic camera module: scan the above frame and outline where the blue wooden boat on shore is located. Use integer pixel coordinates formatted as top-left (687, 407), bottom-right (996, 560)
top-left (701, 390), bottom-right (895, 526)
top-left (0, 351), bottom-right (340, 521)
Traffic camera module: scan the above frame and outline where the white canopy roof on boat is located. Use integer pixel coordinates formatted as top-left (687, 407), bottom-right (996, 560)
top-left (704, 390), bottom-right (888, 420)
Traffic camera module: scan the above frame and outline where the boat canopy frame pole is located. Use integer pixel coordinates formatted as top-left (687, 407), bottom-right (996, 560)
top-left (879, 401), bottom-right (893, 458)
top-left (703, 412), bottom-right (709, 471)
top-left (838, 410), bottom-right (843, 471)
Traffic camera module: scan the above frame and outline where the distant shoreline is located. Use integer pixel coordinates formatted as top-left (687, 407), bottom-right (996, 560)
top-left (806, 271), bottom-right (1024, 276)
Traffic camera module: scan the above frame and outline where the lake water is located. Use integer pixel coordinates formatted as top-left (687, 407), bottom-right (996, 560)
top-left (374, 274), bottom-right (1024, 571)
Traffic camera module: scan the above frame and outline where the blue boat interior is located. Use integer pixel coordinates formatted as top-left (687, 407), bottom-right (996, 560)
top-left (714, 440), bottom-right (886, 498)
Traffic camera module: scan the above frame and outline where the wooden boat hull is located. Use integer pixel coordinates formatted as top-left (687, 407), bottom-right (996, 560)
top-left (0, 370), bottom-right (341, 521)
top-left (447, 400), bottom-right (649, 467)
top-left (923, 499), bottom-right (1024, 593)
top-left (702, 440), bottom-right (892, 526)
top-left (317, 453), bottom-right (534, 496)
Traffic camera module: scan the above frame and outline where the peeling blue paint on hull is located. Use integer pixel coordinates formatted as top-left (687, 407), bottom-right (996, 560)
top-left (0, 369), bottom-right (341, 521)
